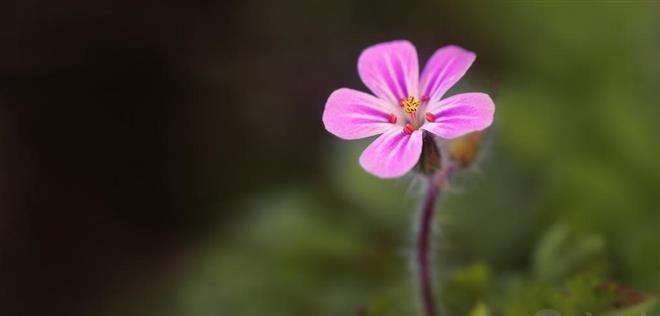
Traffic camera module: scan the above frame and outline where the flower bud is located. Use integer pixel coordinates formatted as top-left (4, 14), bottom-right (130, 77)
top-left (448, 132), bottom-right (483, 168)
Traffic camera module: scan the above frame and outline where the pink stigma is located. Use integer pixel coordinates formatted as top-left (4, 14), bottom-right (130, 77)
top-left (421, 95), bottom-right (430, 103)
top-left (425, 113), bottom-right (435, 122)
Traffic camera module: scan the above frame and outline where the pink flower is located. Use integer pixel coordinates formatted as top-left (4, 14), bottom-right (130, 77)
top-left (323, 40), bottom-right (495, 178)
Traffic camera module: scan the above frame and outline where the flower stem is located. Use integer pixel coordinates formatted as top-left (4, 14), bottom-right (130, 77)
top-left (416, 165), bottom-right (456, 316)
top-left (417, 175), bottom-right (439, 316)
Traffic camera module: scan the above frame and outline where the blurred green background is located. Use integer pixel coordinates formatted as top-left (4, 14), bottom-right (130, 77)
top-left (2, 1), bottom-right (660, 316)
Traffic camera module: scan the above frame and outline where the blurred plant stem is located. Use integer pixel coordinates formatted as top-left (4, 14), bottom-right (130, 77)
top-left (417, 163), bottom-right (457, 316)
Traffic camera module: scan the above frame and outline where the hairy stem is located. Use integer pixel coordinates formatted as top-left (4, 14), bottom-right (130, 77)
top-left (417, 176), bottom-right (439, 316)
top-left (416, 165), bottom-right (456, 316)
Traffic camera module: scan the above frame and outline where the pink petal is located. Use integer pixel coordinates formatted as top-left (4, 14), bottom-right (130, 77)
top-left (323, 88), bottom-right (398, 140)
top-left (419, 45), bottom-right (476, 103)
top-left (359, 127), bottom-right (423, 178)
top-left (422, 92), bottom-right (494, 139)
top-left (358, 40), bottom-right (419, 105)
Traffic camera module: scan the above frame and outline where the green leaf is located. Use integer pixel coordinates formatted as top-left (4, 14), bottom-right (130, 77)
top-left (532, 224), bottom-right (606, 282)
top-left (468, 302), bottom-right (491, 316)
top-left (604, 297), bottom-right (658, 316)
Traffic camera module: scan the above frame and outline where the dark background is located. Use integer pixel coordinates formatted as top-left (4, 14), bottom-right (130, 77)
top-left (1, 1), bottom-right (659, 316)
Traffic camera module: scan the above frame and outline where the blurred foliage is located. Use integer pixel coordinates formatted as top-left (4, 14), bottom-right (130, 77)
top-left (104, 3), bottom-right (660, 316)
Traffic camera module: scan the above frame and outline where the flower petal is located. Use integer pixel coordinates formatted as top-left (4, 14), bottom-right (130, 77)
top-left (419, 45), bottom-right (476, 103)
top-left (323, 88), bottom-right (398, 140)
top-left (359, 127), bottom-right (423, 178)
top-left (422, 92), bottom-right (494, 139)
top-left (358, 40), bottom-right (419, 105)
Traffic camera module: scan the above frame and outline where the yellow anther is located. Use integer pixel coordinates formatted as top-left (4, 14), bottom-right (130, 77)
top-left (400, 96), bottom-right (421, 114)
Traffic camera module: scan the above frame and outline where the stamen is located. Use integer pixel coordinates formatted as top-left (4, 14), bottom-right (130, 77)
top-left (425, 113), bottom-right (436, 122)
top-left (404, 123), bottom-right (415, 135)
top-left (400, 96), bottom-right (421, 114)
top-left (388, 113), bottom-right (397, 124)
